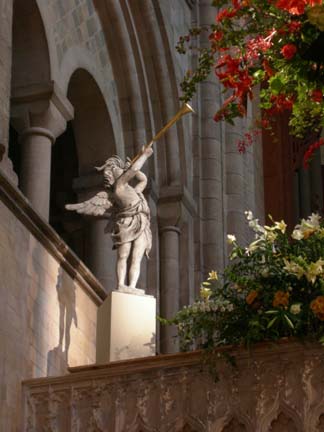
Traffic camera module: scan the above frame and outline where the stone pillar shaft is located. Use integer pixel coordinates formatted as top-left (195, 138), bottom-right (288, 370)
top-left (199, 1), bottom-right (225, 273)
top-left (86, 219), bottom-right (116, 293)
top-left (159, 225), bottom-right (180, 353)
top-left (20, 127), bottom-right (54, 219)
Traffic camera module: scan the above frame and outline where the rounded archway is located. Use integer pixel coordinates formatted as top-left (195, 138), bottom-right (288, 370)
top-left (67, 68), bottom-right (116, 174)
top-left (50, 69), bottom-right (117, 291)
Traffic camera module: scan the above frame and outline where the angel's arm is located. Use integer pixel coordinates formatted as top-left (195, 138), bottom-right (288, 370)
top-left (134, 170), bottom-right (147, 193)
top-left (116, 146), bottom-right (153, 187)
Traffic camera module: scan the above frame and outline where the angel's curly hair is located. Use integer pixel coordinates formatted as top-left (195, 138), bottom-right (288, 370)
top-left (95, 156), bottom-right (126, 187)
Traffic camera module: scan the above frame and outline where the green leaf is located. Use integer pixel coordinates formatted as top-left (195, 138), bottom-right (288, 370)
top-left (265, 310), bottom-right (279, 315)
top-left (284, 314), bottom-right (294, 329)
top-left (267, 316), bottom-right (278, 328)
top-left (269, 76), bottom-right (283, 94)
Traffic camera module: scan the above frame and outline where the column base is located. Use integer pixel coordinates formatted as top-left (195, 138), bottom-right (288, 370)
top-left (96, 291), bottom-right (156, 363)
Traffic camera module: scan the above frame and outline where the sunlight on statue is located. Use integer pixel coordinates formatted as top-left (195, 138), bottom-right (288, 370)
top-left (66, 145), bottom-right (153, 295)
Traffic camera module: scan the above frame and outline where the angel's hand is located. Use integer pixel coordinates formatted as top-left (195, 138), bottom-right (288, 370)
top-left (124, 157), bottom-right (132, 170)
top-left (141, 144), bottom-right (153, 158)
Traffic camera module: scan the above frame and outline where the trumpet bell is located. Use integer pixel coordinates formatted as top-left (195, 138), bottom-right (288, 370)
top-left (182, 102), bottom-right (195, 115)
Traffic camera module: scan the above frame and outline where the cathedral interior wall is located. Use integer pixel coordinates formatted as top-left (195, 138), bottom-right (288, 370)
top-left (0, 180), bottom-right (101, 430)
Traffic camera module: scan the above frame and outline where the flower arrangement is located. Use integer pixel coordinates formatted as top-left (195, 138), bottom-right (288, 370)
top-left (166, 212), bottom-right (324, 351)
top-left (177, 0), bottom-right (324, 158)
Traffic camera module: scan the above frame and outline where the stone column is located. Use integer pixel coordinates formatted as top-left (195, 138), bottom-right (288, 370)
top-left (11, 82), bottom-right (74, 220)
top-left (159, 225), bottom-right (180, 353)
top-left (73, 173), bottom-right (117, 293)
top-left (199, 1), bottom-right (225, 273)
top-left (86, 219), bottom-right (116, 293)
top-left (19, 127), bottom-right (55, 219)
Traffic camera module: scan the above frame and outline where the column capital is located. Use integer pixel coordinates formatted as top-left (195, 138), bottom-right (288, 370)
top-left (159, 225), bottom-right (181, 235)
top-left (11, 80), bottom-right (74, 138)
top-left (157, 184), bottom-right (197, 228)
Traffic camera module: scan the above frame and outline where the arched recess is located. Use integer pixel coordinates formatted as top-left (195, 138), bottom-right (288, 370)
top-left (9, 0), bottom-right (51, 179)
top-left (67, 68), bottom-right (116, 174)
top-left (50, 69), bottom-right (117, 289)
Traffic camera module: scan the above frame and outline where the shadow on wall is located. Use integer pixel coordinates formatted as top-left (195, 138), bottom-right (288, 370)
top-left (47, 266), bottom-right (78, 376)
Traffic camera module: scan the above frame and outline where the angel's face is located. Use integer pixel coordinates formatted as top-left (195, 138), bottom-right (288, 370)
top-left (112, 167), bottom-right (123, 179)
top-left (104, 166), bottom-right (124, 186)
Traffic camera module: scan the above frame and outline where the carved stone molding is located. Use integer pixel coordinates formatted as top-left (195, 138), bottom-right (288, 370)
top-left (23, 342), bottom-right (324, 431)
top-left (11, 81), bottom-right (74, 137)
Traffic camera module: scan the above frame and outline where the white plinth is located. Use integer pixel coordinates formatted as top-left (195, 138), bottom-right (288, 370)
top-left (96, 291), bottom-right (156, 363)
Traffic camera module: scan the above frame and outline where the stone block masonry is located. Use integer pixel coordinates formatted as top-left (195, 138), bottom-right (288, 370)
top-left (0, 171), bottom-right (105, 431)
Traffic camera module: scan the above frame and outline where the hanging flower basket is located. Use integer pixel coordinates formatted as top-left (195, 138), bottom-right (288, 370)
top-left (177, 0), bottom-right (324, 157)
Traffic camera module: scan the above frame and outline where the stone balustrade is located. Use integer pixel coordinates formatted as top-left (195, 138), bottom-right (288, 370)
top-left (23, 341), bottom-right (324, 431)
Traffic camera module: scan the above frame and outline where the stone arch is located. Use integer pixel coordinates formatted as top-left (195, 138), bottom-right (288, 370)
top-left (58, 45), bottom-right (124, 158)
top-left (122, 0), bottom-right (189, 186)
top-left (93, 0), bottom-right (155, 172)
top-left (259, 401), bottom-right (303, 432)
top-left (50, 68), bottom-right (117, 290)
top-left (11, 0), bottom-right (51, 88)
top-left (222, 418), bottom-right (247, 432)
top-left (94, 0), bottom-right (189, 186)
top-left (67, 68), bottom-right (116, 174)
top-left (269, 412), bottom-right (298, 432)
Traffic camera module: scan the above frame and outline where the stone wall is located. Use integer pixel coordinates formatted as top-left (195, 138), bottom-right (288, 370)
top-left (23, 341), bottom-right (324, 431)
top-left (0, 172), bottom-right (105, 431)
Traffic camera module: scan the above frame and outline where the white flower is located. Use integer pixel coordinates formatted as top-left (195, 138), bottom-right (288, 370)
top-left (308, 213), bottom-right (321, 228)
top-left (290, 303), bottom-right (302, 315)
top-left (292, 229), bottom-right (303, 240)
top-left (245, 210), bottom-right (253, 220)
top-left (227, 234), bottom-right (236, 244)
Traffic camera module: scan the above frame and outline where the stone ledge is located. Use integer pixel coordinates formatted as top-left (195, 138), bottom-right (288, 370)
top-left (22, 339), bottom-right (323, 387)
top-left (0, 169), bottom-right (106, 305)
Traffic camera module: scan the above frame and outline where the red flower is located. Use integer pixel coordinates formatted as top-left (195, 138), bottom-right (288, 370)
top-left (281, 43), bottom-right (297, 59)
top-left (288, 21), bottom-right (301, 33)
top-left (263, 59), bottom-right (275, 77)
top-left (276, 0), bottom-right (306, 15)
top-left (311, 89), bottom-right (323, 102)
top-left (216, 8), bottom-right (237, 22)
top-left (303, 138), bottom-right (324, 168)
top-left (209, 30), bottom-right (224, 42)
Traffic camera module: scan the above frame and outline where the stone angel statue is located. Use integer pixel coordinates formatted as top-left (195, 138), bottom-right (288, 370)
top-left (66, 146), bottom-right (153, 294)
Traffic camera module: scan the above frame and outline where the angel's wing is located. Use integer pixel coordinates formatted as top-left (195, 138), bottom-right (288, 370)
top-left (65, 191), bottom-right (112, 216)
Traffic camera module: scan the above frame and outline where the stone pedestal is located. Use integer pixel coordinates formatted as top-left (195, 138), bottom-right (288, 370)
top-left (96, 291), bottom-right (156, 363)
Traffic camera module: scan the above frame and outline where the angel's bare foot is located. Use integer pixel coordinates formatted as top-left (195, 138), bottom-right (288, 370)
top-left (117, 285), bottom-right (145, 296)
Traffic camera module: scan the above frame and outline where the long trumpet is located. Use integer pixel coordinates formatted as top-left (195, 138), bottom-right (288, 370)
top-left (131, 102), bottom-right (194, 164)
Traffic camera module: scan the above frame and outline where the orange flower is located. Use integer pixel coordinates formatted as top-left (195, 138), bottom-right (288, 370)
top-left (310, 296), bottom-right (324, 321)
top-left (246, 290), bottom-right (258, 305)
top-left (273, 291), bottom-right (290, 308)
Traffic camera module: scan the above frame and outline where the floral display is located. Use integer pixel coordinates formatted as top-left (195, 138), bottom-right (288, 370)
top-left (177, 0), bottom-right (324, 158)
top-left (164, 212), bottom-right (324, 351)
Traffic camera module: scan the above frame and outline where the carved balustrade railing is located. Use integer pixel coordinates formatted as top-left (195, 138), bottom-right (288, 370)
top-left (23, 341), bottom-right (324, 431)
